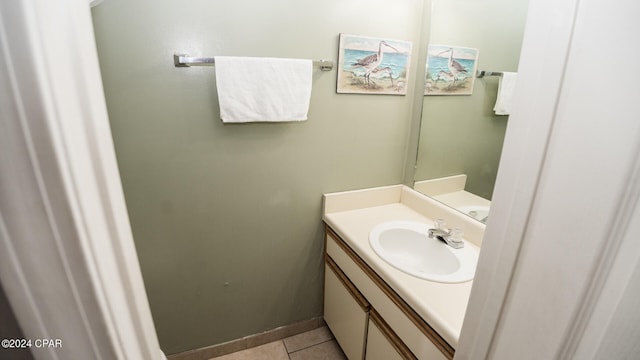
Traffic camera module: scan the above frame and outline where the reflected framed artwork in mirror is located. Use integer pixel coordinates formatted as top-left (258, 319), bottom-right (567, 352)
top-left (425, 44), bottom-right (478, 95)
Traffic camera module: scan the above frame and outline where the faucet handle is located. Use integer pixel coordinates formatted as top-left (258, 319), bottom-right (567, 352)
top-left (448, 227), bottom-right (465, 249)
top-left (434, 218), bottom-right (447, 230)
top-left (450, 227), bottom-right (464, 242)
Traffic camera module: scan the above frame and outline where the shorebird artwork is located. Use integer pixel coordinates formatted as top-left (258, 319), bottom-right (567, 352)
top-left (434, 70), bottom-right (455, 84)
top-left (437, 48), bottom-right (468, 87)
top-left (424, 44), bottom-right (478, 95)
top-left (337, 34), bottom-right (413, 95)
top-left (370, 66), bottom-right (394, 88)
top-left (351, 41), bottom-right (399, 88)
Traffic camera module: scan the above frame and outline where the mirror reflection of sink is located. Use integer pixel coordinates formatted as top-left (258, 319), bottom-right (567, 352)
top-left (457, 205), bottom-right (490, 224)
top-left (369, 221), bottom-right (478, 283)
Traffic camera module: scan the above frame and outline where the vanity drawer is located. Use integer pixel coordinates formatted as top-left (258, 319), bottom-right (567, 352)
top-left (325, 226), bottom-right (452, 360)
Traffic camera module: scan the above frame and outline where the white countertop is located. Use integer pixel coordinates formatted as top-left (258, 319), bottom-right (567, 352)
top-left (322, 185), bottom-right (484, 348)
top-left (414, 175), bottom-right (492, 217)
top-left (433, 191), bottom-right (491, 211)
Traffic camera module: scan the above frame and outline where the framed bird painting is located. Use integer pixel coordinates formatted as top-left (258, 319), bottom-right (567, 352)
top-left (425, 44), bottom-right (479, 95)
top-left (336, 33), bottom-right (413, 95)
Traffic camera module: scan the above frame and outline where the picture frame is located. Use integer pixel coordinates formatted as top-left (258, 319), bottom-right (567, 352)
top-left (337, 33), bottom-right (413, 95)
top-left (425, 44), bottom-right (479, 95)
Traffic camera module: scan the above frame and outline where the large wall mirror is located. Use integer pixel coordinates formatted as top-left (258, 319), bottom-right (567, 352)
top-left (413, 0), bottom-right (530, 223)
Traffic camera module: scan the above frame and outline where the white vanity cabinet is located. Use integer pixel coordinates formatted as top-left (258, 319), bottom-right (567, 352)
top-left (324, 225), bottom-right (453, 360)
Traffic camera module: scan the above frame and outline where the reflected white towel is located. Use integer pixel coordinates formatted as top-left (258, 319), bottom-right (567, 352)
top-left (493, 72), bottom-right (517, 115)
top-left (214, 56), bottom-right (312, 123)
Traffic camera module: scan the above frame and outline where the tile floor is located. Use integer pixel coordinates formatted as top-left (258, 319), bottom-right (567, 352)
top-left (210, 326), bottom-right (346, 360)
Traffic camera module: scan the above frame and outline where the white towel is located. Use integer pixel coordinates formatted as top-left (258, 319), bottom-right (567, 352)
top-left (214, 56), bottom-right (312, 123)
top-left (493, 72), bottom-right (517, 116)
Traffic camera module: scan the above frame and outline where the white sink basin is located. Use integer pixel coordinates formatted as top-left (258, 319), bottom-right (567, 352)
top-left (369, 221), bottom-right (478, 283)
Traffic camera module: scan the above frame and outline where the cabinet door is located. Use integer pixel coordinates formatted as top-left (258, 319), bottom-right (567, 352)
top-left (324, 258), bottom-right (369, 360)
top-left (365, 318), bottom-right (404, 360)
top-left (365, 311), bottom-right (417, 360)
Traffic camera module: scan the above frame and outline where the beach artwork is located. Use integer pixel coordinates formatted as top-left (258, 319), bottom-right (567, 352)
top-left (337, 34), bottom-right (412, 95)
top-left (425, 45), bottom-right (479, 95)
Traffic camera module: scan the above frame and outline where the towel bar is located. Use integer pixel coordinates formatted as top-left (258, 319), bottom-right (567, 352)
top-left (476, 70), bottom-right (503, 78)
top-left (173, 54), bottom-right (334, 71)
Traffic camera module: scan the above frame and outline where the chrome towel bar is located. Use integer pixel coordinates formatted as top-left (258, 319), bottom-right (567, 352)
top-left (173, 54), bottom-right (334, 71)
top-left (476, 70), bottom-right (503, 78)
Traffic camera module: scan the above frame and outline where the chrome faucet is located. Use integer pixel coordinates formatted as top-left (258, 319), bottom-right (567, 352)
top-left (428, 219), bottom-right (465, 249)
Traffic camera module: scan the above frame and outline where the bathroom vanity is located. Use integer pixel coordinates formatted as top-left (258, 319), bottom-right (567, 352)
top-left (322, 185), bottom-right (484, 359)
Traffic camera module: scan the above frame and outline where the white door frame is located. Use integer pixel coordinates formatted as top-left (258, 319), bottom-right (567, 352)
top-left (456, 0), bottom-right (640, 358)
top-left (0, 0), bottom-right (164, 359)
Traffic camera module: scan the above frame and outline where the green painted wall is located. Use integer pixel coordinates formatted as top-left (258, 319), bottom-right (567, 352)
top-left (415, 0), bottom-right (529, 199)
top-left (91, 0), bottom-right (424, 354)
